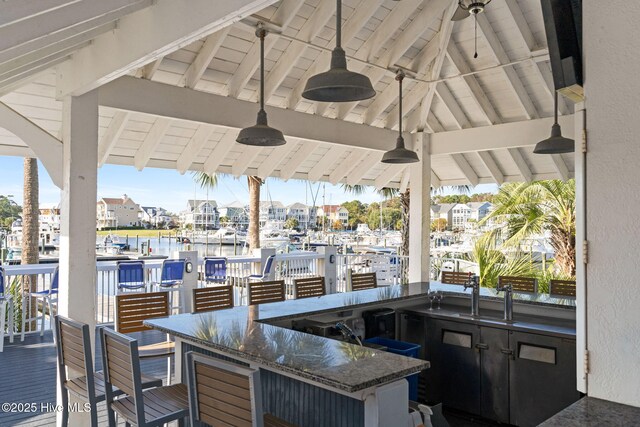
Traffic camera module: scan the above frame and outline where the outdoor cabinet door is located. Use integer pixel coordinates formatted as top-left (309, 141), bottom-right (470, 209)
top-left (436, 320), bottom-right (481, 415)
top-left (509, 332), bottom-right (580, 427)
top-left (399, 312), bottom-right (428, 402)
top-left (479, 327), bottom-right (510, 424)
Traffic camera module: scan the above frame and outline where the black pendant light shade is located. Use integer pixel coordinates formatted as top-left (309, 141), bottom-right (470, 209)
top-left (382, 70), bottom-right (419, 164)
top-left (237, 27), bottom-right (286, 147)
top-left (533, 92), bottom-right (574, 154)
top-left (382, 136), bottom-right (420, 163)
top-left (302, 0), bottom-right (375, 103)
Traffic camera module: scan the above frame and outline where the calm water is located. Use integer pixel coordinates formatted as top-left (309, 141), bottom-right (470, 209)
top-left (97, 234), bottom-right (246, 258)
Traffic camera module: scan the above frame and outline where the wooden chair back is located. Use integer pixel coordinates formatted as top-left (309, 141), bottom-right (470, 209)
top-left (100, 327), bottom-right (142, 401)
top-left (192, 286), bottom-right (234, 313)
top-left (441, 271), bottom-right (473, 285)
top-left (186, 351), bottom-right (263, 427)
top-left (115, 291), bottom-right (170, 334)
top-left (351, 272), bottom-right (377, 291)
top-left (498, 276), bottom-right (538, 294)
top-left (293, 277), bottom-right (325, 299)
top-left (549, 279), bottom-right (576, 297)
top-left (248, 280), bottom-right (285, 305)
top-left (55, 315), bottom-right (91, 386)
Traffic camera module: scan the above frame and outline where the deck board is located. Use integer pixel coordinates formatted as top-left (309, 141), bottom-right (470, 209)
top-left (0, 329), bottom-right (173, 426)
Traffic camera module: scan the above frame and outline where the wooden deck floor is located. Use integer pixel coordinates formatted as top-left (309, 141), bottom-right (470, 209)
top-left (0, 329), bottom-right (172, 427)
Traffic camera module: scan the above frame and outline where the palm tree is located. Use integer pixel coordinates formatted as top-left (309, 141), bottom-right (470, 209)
top-left (22, 158), bottom-right (39, 331)
top-left (194, 171), bottom-right (263, 251)
top-left (482, 180), bottom-right (575, 276)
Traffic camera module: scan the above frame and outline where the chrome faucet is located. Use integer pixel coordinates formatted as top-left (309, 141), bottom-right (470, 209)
top-left (335, 322), bottom-right (362, 346)
top-left (463, 274), bottom-right (480, 317)
top-left (497, 283), bottom-right (514, 321)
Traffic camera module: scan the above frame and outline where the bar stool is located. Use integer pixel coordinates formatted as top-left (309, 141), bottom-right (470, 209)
top-left (185, 351), bottom-right (297, 427)
top-left (21, 266), bottom-right (58, 341)
top-left (293, 276), bottom-right (325, 299)
top-left (115, 291), bottom-right (175, 385)
top-left (116, 260), bottom-right (147, 292)
top-left (55, 315), bottom-right (162, 427)
top-left (0, 267), bottom-right (14, 352)
top-left (248, 280), bottom-right (285, 305)
top-left (153, 259), bottom-right (185, 313)
top-left (100, 327), bottom-right (188, 427)
top-left (204, 257), bottom-right (227, 285)
top-left (192, 286), bottom-right (234, 313)
top-left (350, 272), bottom-right (377, 291)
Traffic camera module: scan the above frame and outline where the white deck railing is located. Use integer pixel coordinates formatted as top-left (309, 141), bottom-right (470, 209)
top-left (336, 253), bottom-right (409, 292)
top-left (1, 251), bottom-right (406, 335)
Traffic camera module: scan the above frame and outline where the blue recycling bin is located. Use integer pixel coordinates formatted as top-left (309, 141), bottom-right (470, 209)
top-left (364, 337), bottom-right (421, 401)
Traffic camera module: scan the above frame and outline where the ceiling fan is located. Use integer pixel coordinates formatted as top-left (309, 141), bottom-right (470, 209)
top-left (451, 0), bottom-right (492, 58)
top-left (451, 0), bottom-right (492, 21)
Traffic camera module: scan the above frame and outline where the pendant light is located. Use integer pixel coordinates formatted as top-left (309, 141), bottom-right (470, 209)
top-left (381, 70), bottom-right (419, 164)
top-left (533, 91), bottom-right (574, 154)
top-left (302, 0), bottom-right (375, 102)
top-left (237, 26), bottom-right (286, 147)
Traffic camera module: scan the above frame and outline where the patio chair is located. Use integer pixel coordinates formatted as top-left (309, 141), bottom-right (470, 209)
top-left (116, 260), bottom-right (147, 292)
top-left (248, 280), bottom-right (285, 305)
top-left (549, 279), bottom-right (576, 297)
top-left (350, 272), bottom-right (377, 291)
top-left (54, 315), bottom-right (162, 427)
top-left (498, 276), bottom-right (538, 294)
top-left (153, 259), bottom-right (186, 313)
top-left (115, 292), bottom-right (175, 381)
top-left (185, 351), bottom-right (296, 427)
top-left (293, 276), bottom-right (325, 299)
top-left (192, 286), bottom-right (234, 313)
top-left (441, 271), bottom-right (473, 285)
top-left (21, 265), bottom-right (58, 341)
top-left (0, 267), bottom-right (15, 352)
top-left (204, 257), bottom-right (227, 285)
top-left (100, 327), bottom-right (188, 427)
top-left (245, 254), bottom-right (276, 282)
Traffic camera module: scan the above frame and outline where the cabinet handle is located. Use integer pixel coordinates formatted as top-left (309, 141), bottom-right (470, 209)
top-left (475, 343), bottom-right (489, 351)
top-left (500, 348), bottom-right (515, 360)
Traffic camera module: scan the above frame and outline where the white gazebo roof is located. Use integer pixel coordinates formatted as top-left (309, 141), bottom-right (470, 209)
top-left (0, 0), bottom-right (575, 189)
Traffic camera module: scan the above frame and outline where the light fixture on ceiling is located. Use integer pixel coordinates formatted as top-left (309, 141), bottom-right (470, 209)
top-left (381, 70), bottom-right (419, 164)
top-left (237, 25), bottom-right (286, 147)
top-left (533, 91), bottom-right (574, 154)
top-left (302, 0), bottom-right (375, 103)
top-left (452, 0), bottom-right (492, 59)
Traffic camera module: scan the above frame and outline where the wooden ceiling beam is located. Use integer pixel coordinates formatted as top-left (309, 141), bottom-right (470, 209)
top-left (176, 124), bottom-right (215, 174)
top-left (98, 111), bottom-right (130, 167)
top-left (451, 153), bottom-right (479, 186)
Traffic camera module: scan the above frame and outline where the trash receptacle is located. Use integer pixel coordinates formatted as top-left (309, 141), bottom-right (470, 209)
top-left (363, 337), bottom-right (421, 401)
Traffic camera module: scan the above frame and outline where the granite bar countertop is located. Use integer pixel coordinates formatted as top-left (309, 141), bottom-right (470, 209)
top-left (145, 282), bottom-right (574, 393)
top-left (539, 396), bottom-right (640, 426)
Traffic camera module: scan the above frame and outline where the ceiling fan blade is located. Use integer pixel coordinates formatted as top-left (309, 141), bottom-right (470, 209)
top-left (451, 5), bottom-right (469, 21)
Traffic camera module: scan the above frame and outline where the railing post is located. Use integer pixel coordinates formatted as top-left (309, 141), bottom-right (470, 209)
top-left (318, 246), bottom-right (337, 294)
top-left (258, 248), bottom-right (276, 280)
top-left (176, 250), bottom-right (198, 313)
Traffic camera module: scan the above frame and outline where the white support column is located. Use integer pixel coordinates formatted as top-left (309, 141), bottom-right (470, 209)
top-left (317, 246), bottom-right (337, 294)
top-left (573, 101), bottom-right (586, 394)
top-left (176, 250), bottom-right (198, 313)
top-left (408, 132), bottom-right (430, 283)
top-left (57, 90), bottom-right (99, 427)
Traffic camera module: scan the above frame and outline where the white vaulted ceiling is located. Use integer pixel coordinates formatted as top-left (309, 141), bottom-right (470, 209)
top-left (0, 0), bottom-right (574, 189)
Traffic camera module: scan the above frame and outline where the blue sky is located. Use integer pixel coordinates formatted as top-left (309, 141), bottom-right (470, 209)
top-left (0, 156), bottom-right (497, 214)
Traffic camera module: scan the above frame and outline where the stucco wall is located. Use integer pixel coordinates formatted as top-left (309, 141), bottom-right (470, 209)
top-left (584, 0), bottom-right (640, 406)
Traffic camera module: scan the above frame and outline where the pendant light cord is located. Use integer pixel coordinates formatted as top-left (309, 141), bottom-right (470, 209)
top-left (258, 27), bottom-right (266, 112)
top-left (336, 0), bottom-right (342, 49)
top-left (553, 90), bottom-right (558, 124)
top-left (397, 70), bottom-right (404, 137)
